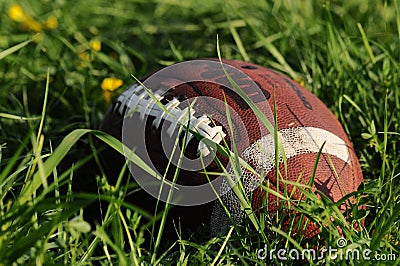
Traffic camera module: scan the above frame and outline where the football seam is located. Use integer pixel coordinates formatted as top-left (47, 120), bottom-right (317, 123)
top-left (113, 83), bottom-right (226, 156)
top-left (210, 126), bottom-right (353, 235)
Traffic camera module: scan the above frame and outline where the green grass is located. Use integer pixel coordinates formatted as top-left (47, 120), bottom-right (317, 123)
top-left (1, 0), bottom-right (399, 265)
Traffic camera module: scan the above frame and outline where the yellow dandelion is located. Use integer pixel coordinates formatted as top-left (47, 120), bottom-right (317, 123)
top-left (23, 17), bottom-right (42, 32)
top-left (101, 77), bottom-right (123, 102)
top-left (90, 39), bottom-right (101, 51)
top-left (103, 90), bottom-right (114, 103)
top-left (101, 77), bottom-right (123, 91)
top-left (8, 3), bottom-right (42, 32)
top-left (8, 3), bottom-right (57, 33)
top-left (8, 4), bottom-right (26, 22)
top-left (44, 15), bottom-right (58, 30)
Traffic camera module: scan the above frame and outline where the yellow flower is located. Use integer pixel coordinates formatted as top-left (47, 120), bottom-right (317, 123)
top-left (8, 4), bottom-right (26, 22)
top-left (44, 16), bottom-right (58, 30)
top-left (22, 17), bottom-right (42, 32)
top-left (101, 78), bottom-right (123, 91)
top-left (103, 90), bottom-right (114, 103)
top-left (101, 77), bottom-right (123, 102)
top-left (90, 39), bottom-right (101, 51)
top-left (8, 3), bottom-right (56, 32)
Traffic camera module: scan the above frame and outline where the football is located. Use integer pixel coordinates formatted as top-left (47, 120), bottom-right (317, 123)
top-left (98, 58), bottom-right (364, 240)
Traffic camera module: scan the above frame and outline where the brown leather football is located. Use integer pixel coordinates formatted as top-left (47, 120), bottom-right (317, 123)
top-left (98, 58), bottom-right (364, 240)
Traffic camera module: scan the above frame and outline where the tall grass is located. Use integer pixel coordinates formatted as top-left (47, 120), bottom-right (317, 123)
top-left (0, 0), bottom-right (399, 264)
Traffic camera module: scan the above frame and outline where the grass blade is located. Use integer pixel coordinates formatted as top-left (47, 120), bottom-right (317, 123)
top-left (0, 38), bottom-right (33, 60)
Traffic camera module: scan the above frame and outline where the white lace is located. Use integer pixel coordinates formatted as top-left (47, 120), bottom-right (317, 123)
top-left (115, 84), bottom-right (226, 156)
